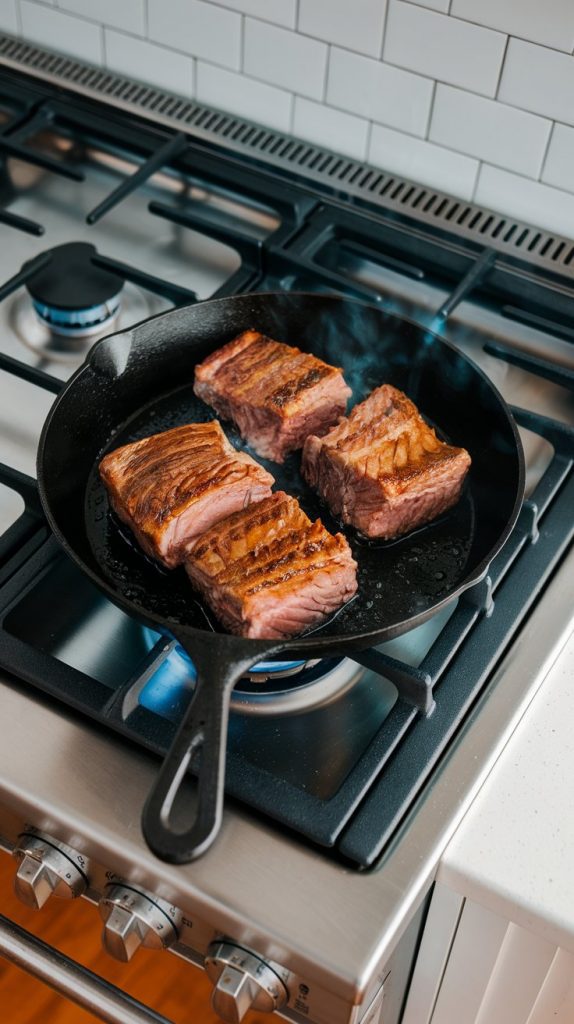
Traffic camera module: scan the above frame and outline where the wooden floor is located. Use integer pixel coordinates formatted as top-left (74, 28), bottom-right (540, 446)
top-left (0, 850), bottom-right (266, 1023)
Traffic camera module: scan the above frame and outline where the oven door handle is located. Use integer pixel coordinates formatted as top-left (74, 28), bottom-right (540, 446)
top-left (0, 913), bottom-right (174, 1024)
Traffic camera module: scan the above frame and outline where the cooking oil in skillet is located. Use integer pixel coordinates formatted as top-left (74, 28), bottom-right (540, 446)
top-left (85, 377), bottom-right (475, 638)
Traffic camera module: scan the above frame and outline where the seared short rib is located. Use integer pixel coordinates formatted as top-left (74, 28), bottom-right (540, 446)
top-left (194, 329), bottom-right (352, 463)
top-left (302, 385), bottom-right (471, 539)
top-left (186, 492), bottom-right (358, 639)
top-left (99, 421), bottom-right (274, 568)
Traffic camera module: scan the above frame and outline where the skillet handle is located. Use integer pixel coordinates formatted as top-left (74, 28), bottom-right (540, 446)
top-left (141, 634), bottom-right (283, 864)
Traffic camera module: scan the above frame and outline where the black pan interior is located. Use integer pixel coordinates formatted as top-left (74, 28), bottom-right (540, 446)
top-left (39, 293), bottom-right (524, 647)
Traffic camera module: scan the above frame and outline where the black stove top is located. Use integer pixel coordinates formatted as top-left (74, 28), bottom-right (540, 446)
top-left (0, 67), bottom-right (573, 868)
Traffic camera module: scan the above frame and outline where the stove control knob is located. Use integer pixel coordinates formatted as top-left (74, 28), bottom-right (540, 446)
top-left (99, 884), bottom-right (182, 963)
top-left (205, 941), bottom-right (288, 1023)
top-left (13, 833), bottom-right (88, 910)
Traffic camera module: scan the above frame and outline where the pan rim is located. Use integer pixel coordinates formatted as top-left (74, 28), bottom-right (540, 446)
top-left (37, 290), bottom-right (526, 653)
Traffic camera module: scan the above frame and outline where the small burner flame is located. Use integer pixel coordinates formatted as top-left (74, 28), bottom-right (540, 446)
top-left (32, 293), bottom-right (123, 338)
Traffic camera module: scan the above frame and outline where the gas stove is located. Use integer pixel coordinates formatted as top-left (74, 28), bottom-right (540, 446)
top-left (0, 38), bottom-right (573, 1024)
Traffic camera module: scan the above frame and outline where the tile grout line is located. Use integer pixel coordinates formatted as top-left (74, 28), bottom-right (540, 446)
top-left (470, 159), bottom-right (482, 201)
top-left (288, 91), bottom-right (295, 135)
top-left (365, 119), bottom-right (373, 163)
top-left (494, 33), bottom-right (510, 99)
top-left (425, 80), bottom-right (437, 140)
top-left (17, 0), bottom-right (145, 38)
top-left (469, 157), bottom-right (574, 199)
top-left (439, 10), bottom-right (573, 56)
top-left (189, 0), bottom-right (299, 32)
top-left (538, 121), bottom-right (556, 183)
top-left (379, 0), bottom-right (391, 60)
top-left (322, 43), bottom-right (329, 103)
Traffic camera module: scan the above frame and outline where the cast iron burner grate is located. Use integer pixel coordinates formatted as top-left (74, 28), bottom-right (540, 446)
top-left (0, 70), bottom-right (574, 867)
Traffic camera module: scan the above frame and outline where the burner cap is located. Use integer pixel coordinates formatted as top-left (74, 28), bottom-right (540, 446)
top-left (25, 242), bottom-right (123, 309)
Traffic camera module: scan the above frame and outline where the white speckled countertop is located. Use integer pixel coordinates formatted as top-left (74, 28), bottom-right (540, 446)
top-left (438, 629), bottom-right (574, 954)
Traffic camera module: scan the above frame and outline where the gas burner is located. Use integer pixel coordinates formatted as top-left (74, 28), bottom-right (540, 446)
top-left (26, 242), bottom-right (124, 336)
top-left (12, 282), bottom-right (163, 364)
top-left (12, 242), bottom-right (165, 363)
top-left (230, 658), bottom-right (363, 716)
top-left (138, 630), bottom-right (362, 718)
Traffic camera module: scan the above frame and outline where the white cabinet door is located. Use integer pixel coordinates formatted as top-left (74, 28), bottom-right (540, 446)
top-left (402, 884), bottom-right (574, 1024)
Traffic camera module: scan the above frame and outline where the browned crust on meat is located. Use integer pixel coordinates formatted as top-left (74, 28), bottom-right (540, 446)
top-left (191, 491), bottom-right (309, 564)
top-left (194, 330), bottom-right (352, 461)
top-left (99, 421), bottom-right (274, 566)
top-left (195, 330), bottom-right (345, 417)
top-left (268, 364), bottom-right (333, 409)
top-left (186, 491), bottom-right (358, 638)
top-left (101, 423), bottom-right (236, 525)
top-left (302, 384), bottom-right (471, 539)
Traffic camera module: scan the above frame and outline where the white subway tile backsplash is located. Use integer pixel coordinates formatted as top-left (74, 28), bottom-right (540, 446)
top-left (59, 0), bottom-right (145, 36)
top-left (499, 39), bottom-right (574, 128)
top-left (384, 1), bottom-right (506, 97)
top-left (11, 0), bottom-right (574, 238)
top-left (0, 0), bottom-right (18, 33)
top-left (327, 46), bottom-right (433, 137)
top-left (244, 18), bottom-right (327, 101)
top-left (542, 124), bottom-right (574, 195)
top-left (148, 0), bottom-right (241, 70)
top-left (197, 62), bottom-right (292, 132)
top-left (20, 1), bottom-right (102, 63)
top-left (208, 0), bottom-right (297, 29)
top-left (475, 164), bottom-right (574, 237)
top-left (430, 84), bottom-right (551, 178)
top-left (298, 0), bottom-right (387, 59)
top-left (451, 0), bottom-right (574, 53)
top-left (105, 30), bottom-right (193, 96)
top-left (293, 97), bottom-right (370, 161)
top-left (369, 123), bottom-right (479, 199)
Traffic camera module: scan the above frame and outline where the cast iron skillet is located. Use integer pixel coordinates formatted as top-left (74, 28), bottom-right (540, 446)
top-left (37, 293), bottom-right (524, 864)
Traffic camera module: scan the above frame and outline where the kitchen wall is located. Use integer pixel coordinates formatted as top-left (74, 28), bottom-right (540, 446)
top-left (3, 0), bottom-right (574, 236)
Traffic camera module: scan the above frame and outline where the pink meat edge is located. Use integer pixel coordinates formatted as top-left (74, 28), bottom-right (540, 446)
top-left (187, 560), bottom-right (358, 640)
top-left (166, 482), bottom-right (274, 564)
top-left (241, 568), bottom-right (358, 639)
top-left (195, 376), bottom-right (351, 464)
top-left (352, 478), bottom-right (468, 539)
top-left (109, 482), bottom-right (273, 569)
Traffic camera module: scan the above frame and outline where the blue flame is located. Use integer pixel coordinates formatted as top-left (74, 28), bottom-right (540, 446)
top-left (138, 627), bottom-right (306, 721)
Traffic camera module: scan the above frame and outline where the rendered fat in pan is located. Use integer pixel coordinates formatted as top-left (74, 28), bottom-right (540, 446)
top-left (37, 293), bottom-right (525, 863)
